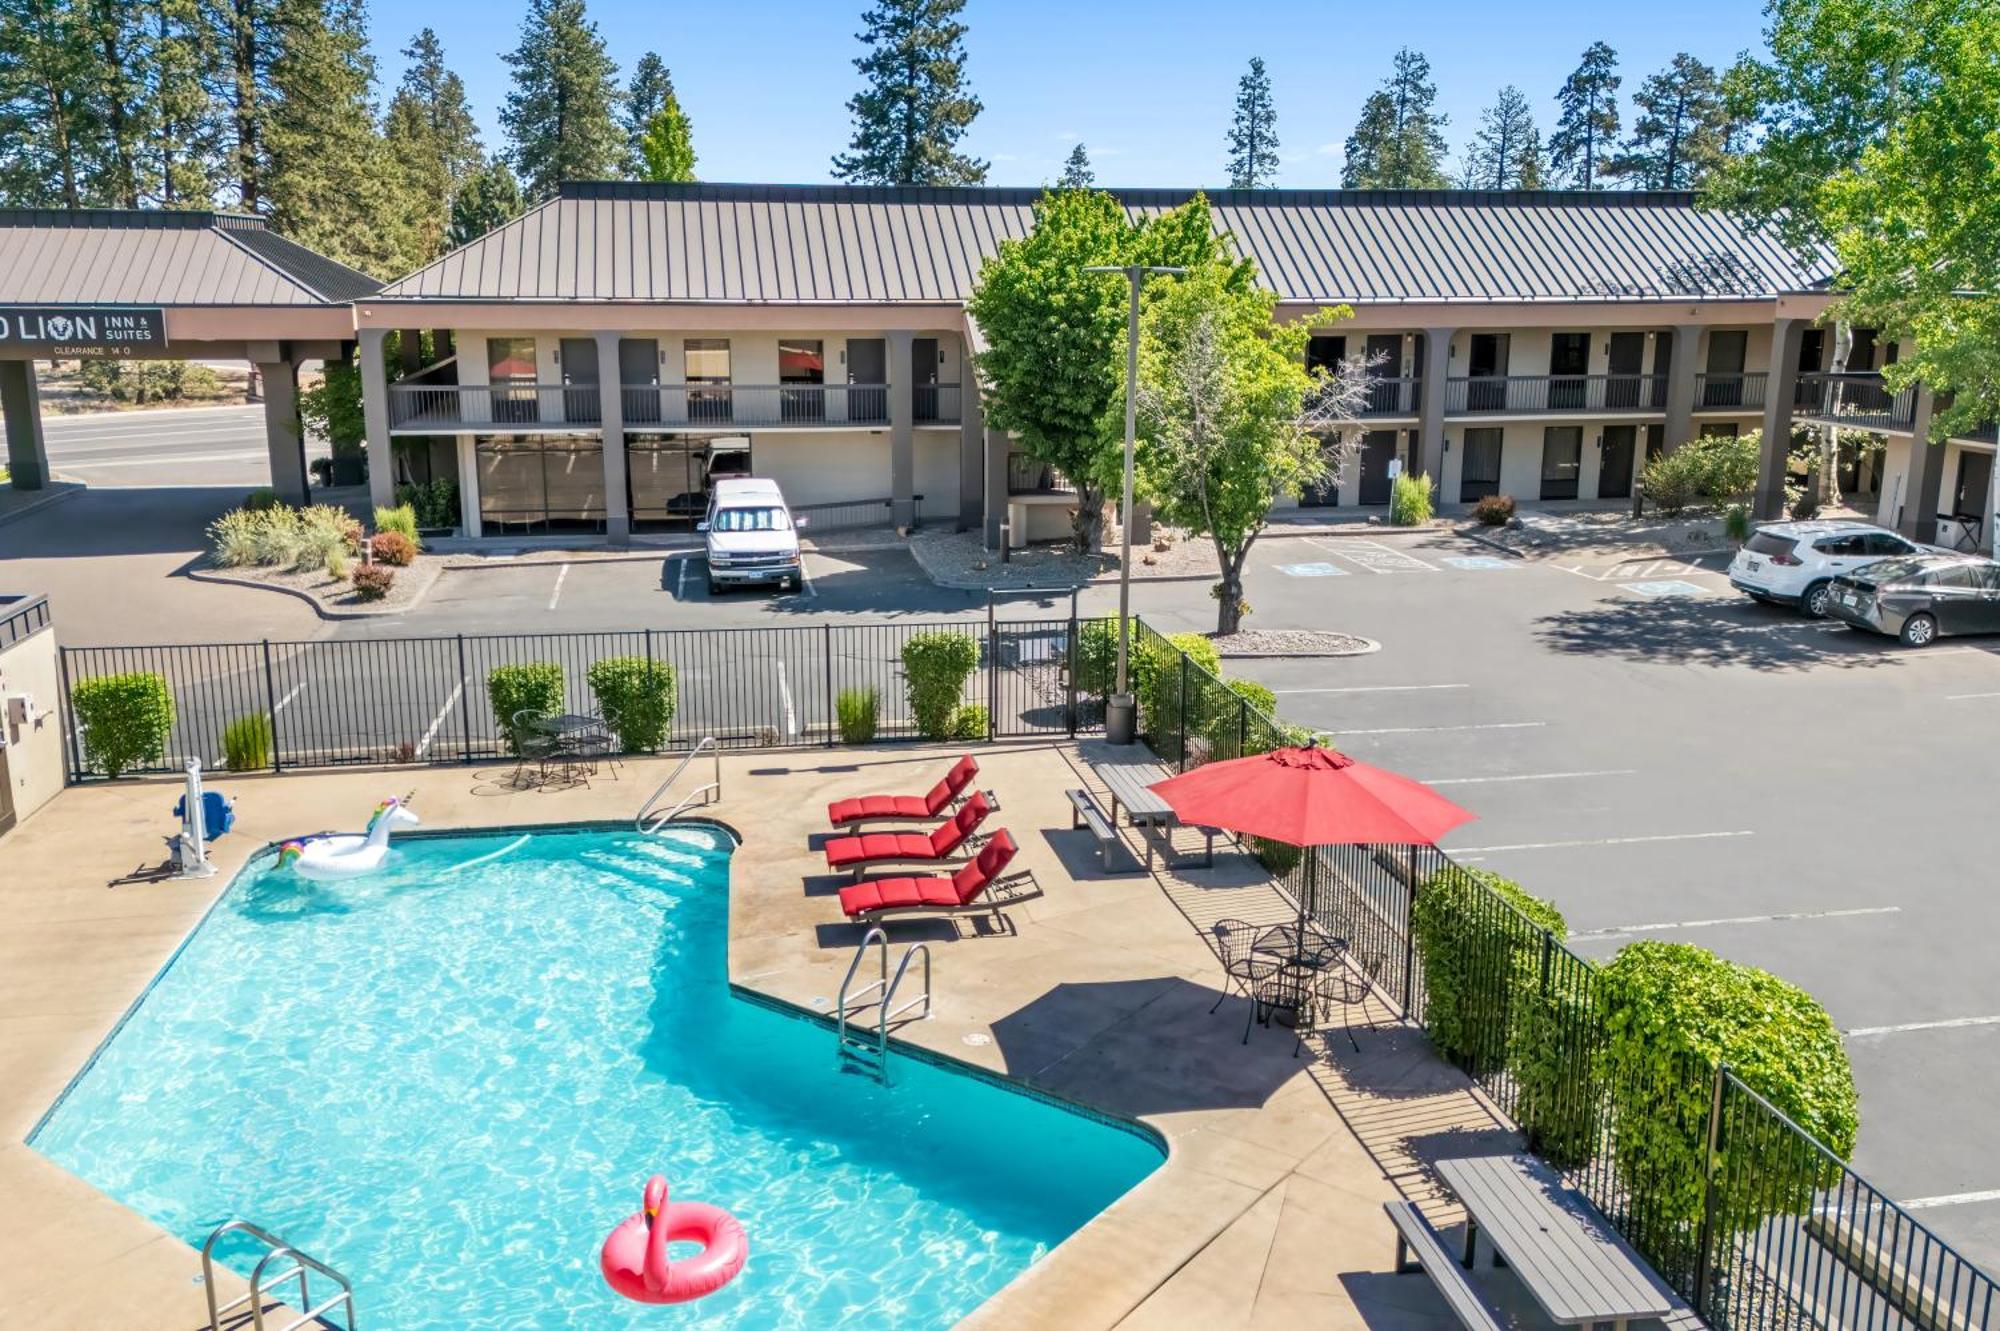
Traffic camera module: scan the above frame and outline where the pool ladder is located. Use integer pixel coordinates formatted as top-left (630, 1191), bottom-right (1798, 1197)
top-left (202, 1219), bottom-right (356, 1331)
top-left (834, 927), bottom-right (932, 1079)
top-left (634, 736), bottom-right (721, 832)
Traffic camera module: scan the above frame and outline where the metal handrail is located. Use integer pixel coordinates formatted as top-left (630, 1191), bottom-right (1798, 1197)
top-left (634, 736), bottom-right (720, 832)
top-left (833, 929), bottom-right (932, 1063)
top-left (881, 942), bottom-right (933, 1033)
top-left (203, 1218), bottom-right (356, 1331)
top-left (836, 927), bottom-right (890, 1051)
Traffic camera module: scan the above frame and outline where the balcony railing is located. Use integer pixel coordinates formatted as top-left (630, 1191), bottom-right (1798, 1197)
top-left (390, 381), bottom-right (964, 432)
top-left (1445, 374), bottom-right (1667, 415)
top-left (1792, 373), bottom-right (1918, 431)
top-left (1693, 370), bottom-right (1768, 412)
top-left (1356, 376), bottom-right (1421, 417)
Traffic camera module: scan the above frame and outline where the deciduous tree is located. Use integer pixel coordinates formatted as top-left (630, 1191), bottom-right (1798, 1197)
top-left (1548, 41), bottom-right (1621, 189)
top-left (1341, 48), bottom-right (1449, 189)
top-left (831, 0), bottom-right (985, 185)
top-left (1225, 56), bottom-right (1279, 188)
top-left (637, 93), bottom-right (696, 182)
top-left (502, 0), bottom-right (626, 200)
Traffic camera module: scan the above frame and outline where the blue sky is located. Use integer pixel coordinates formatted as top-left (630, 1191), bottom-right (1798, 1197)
top-left (374, 1), bottom-right (1772, 188)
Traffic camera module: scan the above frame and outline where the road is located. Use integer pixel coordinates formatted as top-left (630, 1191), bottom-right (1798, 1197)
top-left (40, 403), bottom-right (325, 489)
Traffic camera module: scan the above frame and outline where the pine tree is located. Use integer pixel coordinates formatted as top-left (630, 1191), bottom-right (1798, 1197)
top-left (385, 28), bottom-right (483, 261)
top-left (623, 50), bottom-right (672, 174)
top-left (1340, 48), bottom-right (1449, 188)
top-left (502, 0), bottom-right (626, 200)
top-left (1548, 41), bottom-right (1621, 189)
top-left (637, 92), bottom-right (695, 182)
top-left (1225, 56), bottom-right (1279, 188)
top-left (264, 0), bottom-right (411, 276)
top-left (208, 0), bottom-right (285, 210)
top-left (80, 0), bottom-right (152, 207)
top-left (1610, 53), bottom-right (1727, 190)
top-left (831, 0), bottom-right (985, 185)
top-left (1461, 85), bottom-right (1543, 190)
top-left (447, 156), bottom-right (526, 247)
top-left (0, 0), bottom-right (101, 207)
top-left (149, 0), bottom-right (220, 207)
top-left (1059, 141), bottom-right (1093, 188)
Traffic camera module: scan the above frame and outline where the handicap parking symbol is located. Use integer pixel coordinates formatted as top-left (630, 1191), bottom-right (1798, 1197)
top-left (1442, 556), bottom-right (1514, 571)
top-left (1622, 579), bottom-right (1709, 599)
top-left (1277, 562), bottom-right (1348, 578)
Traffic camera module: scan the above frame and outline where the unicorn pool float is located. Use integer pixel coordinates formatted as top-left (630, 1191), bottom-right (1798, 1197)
top-left (601, 1175), bottom-right (748, 1305)
top-left (279, 797), bottom-right (420, 882)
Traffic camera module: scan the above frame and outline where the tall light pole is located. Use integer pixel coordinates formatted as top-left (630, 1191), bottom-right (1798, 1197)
top-left (1086, 263), bottom-right (1183, 745)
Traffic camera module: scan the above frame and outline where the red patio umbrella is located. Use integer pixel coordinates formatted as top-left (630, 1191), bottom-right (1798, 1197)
top-left (1148, 745), bottom-right (1476, 960)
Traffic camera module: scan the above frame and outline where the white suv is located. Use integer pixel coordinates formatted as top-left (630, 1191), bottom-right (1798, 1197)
top-left (1728, 520), bottom-right (1924, 617)
top-left (700, 477), bottom-right (807, 594)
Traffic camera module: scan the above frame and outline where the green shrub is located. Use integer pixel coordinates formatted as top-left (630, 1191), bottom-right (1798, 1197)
top-left (207, 508), bottom-right (262, 567)
top-left (295, 504), bottom-right (358, 571)
top-left (244, 506), bottom-right (304, 565)
top-left (1251, 836), bottom-right (1302, 878)
top-left (1389, 471), bottom-right (1434, 526)
top-left (1598, 942), bottom-right (1857, 1240)
top-left (1073, 618), bottom-right (1118, 697)
top-left (902, 631), bottom-right (980, 739)
top-left (374, 503), bottom-right (421, 549)
top-left (243, 487), bottom-right (283, 512)
top-left (222, 713), bottom-right (273, 771)
top-left (1200, 676), bottom-right (1279, 759)
top-left (71, 672), bottom-right (175, 777)
top-left (350, 563), bottom-right (394, 600)
top-left (1411, 866), bottom-right (1566, 1077)
top-left (1724, 504), bottom-right (1751, 543)
top-left (1640, 447), bottom-right (1703, 516)
top-left (489, 663), bottom-right (565, 751)
top-left (587, 656), bottom-right (677, 752)
top-left (327, 548), bottom-right (348, 580)
top-left (1512, 951), bottom-right (1606, 1169)
top-left (947, 703), bottom-right (989, 740)
top-left (369, 531), bottom-right (416, 566)
top-left (1137, 630), bottom-right (1222, 749)
top-left (1472, 493), bottom-right (1516, 526)
top-left (395, 478), bottom-right (461, 531)
top-left (1692, 430), bottom-right (1760, 502)
top-left (835, 686), bottom-right (879, 744)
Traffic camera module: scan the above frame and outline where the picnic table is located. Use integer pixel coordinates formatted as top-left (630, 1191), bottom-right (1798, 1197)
top-left (1092, 759), bottom-right (1217, 869)
top-left (1435, 1154), bottom-right (1680, 1330)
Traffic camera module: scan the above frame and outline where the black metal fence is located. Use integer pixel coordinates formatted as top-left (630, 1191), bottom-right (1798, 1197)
top-left (59, 608), bottom-right (1104, 779)
top-left (1135, 619), bottom-right (1998, 1331)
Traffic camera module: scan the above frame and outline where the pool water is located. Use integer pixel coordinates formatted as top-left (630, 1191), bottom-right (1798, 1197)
top-left (31, 825), bottom-right (1163, 1329)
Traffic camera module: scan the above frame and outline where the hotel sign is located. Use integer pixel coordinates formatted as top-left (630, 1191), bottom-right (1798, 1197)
top-left (0, 306), bottom-right (166, 357)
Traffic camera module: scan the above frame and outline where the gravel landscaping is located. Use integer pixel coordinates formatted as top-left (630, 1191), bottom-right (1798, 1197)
top-left (909, 525), bottom-right (1220, 591)
top-left (1210, 629), bottom-right (1378, 657)
top-left (188, 555), bottom-right (443, 616)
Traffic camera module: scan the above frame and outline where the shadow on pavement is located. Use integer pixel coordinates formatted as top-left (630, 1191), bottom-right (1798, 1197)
top-left (2, 485), bottom-right (257, 558)
top-left (1532, 598), bottom-right (1921, 670)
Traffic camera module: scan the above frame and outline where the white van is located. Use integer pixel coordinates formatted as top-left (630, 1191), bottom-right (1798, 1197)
top-left (699, 477), bottom-right (806, 594)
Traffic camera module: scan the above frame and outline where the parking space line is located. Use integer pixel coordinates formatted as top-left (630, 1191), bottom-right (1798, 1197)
top-left (794, 557), bottom-right (818, 600)
top-left (1899, 1189), bottom-right (2000, 1211)
top-left (775, 661), bottom-right (799, 738)
top-left (1946, 691), bottom-right (2000, 700)
top-left (415, 683), bottom-right (463, 759)
top-left (1570, 905), bottom-right (1900, 941)
top-left (1423, 768), bottom-right (1636, 786)
top-left (1453, 829), bottom-right (1753, 855)
top-left (546, 565), bottom-right (569, 611)
top-left (1274, 683), bottom-right (1469, 695)
top-left (1342, 721), bottom-right (1545, 735)
top-left (676, 555), bottom-right (692, 599)
top-left (1845, 1014), bottom-right (2000, 1038)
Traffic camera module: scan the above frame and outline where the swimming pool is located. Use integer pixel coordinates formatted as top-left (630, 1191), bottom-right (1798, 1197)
top-left (31, 824), bottom-right (1163, 1328)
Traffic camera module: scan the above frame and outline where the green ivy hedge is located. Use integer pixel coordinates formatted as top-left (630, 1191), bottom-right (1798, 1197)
top-left (902, 631), bottom-right (979, 739)
top-left (1411, 866), bottom-right (1565, 1078)
top-left (587, 657), bottom-right (677, 752)
top-left (489, 663), bottom-right (565, 754)
top-left (1598, 942), bottom-right (1858, 1237)
top-left (72, 672), bottom-right (175, 777)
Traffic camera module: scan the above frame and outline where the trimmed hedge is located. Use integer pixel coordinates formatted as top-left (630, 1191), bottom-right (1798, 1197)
top-left (489, 663), bottom-right (565, 753)
top-left (587, 656), bottom-right (677, 752)
top-left (902, 631), bottom-right (979, 739)
top-left (72, 672), bottom-right (175, 777)
top-left (1598, 942), bottom-right (1857, 1237)
top-left (1410, 866), bottom-right (1565, 1078)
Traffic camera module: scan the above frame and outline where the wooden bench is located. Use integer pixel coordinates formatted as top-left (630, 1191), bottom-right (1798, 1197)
top-left (1384, 1201), bottom-right (1507, 1331)
top-left (1067, 789), bottom-right (1139, 873)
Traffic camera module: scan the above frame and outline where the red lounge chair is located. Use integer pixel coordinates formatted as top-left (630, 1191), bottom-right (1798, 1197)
top-left (824, 792), bottom-right (992, 878)
top-left (826, 755), bottom-right (978, 827)
top-left (839, 831), bottom-right (1022, 925)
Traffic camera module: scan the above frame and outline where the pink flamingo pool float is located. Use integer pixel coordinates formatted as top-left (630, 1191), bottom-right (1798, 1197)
top-left (600, 1175), bottom-right (748, 1305)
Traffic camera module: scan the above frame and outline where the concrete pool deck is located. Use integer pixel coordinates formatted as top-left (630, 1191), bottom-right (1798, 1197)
top-left (0, 741), bottom-right (1513, 1329)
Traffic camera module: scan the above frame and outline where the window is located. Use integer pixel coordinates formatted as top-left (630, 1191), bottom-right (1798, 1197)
top-left (1863, 532), bottom-right (1914, 556)
top-left (1928, 565), bottom-right (1982, 590)
top-left (486, 337), bottom-right (539, 423)
top-left (710, 506), bottom-right (791, 533)
top-left (475, 434), bottom-right (606, 534)
top-left (1814, 535), bottom-right (1866, 556)
top-left (1699, 422), bottom-right (1740, 440)
top-left (1548, 333), bottom-right (1588, 409)
top-left (1540, 426), bottom-right (1582, 500)
top-left (685, 339), bottom-right (730, 422)
top-left (1306, 335), bottom-right (1346, 375)
top-left (1746, 532), bottom-right (1797, 558)
top-left (779, 339), bottom-right (825, 423)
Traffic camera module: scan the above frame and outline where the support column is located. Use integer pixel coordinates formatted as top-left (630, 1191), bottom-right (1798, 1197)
top-left (958, 367), bottom-right (984, 531)
top-left (1755, 318), bottom-right (1805, 519)
top-left (1898, 386), bottom-right (1941, 540)
top-left (983, 428), bottom-right (1007, 549)
top-left (255, 360), bottom-right (309, 505)
top-left (1416, 327), bottom-right (1452, 484)
top-left (1663, 324), bottom-right (1702, 453)
top-left (0, 360), bottom-right (50, 491)
top-left (359, 327), bottom-right (395, 511)
top-left (594, 331), bottom-right (630, 544)
top-left (888, 329), bottom-right (915, 528)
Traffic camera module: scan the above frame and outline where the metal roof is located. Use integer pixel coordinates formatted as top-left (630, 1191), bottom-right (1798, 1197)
top-left (0, 208), bottom-right (380, 307)
top-left (374, 181), bottom-right (1832, 306)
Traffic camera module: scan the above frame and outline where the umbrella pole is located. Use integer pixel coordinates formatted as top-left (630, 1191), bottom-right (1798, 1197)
top-left (1296, 847), bottom-right (1314, 959)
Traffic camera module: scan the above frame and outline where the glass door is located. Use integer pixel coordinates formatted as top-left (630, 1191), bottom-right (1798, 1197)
top-left (1468, 334), bottom-right (1509, 411)
top-left (1549, 332), bottom-right (1589, 410)
top-left (1540, 426), bottom-right (1582, 500)
top-left (1459, 428), bottom-right (1503, 502)
top-left (487, 336), bottom-right (540, 424)
top-left (779, 339), bottom-right (824, 423)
